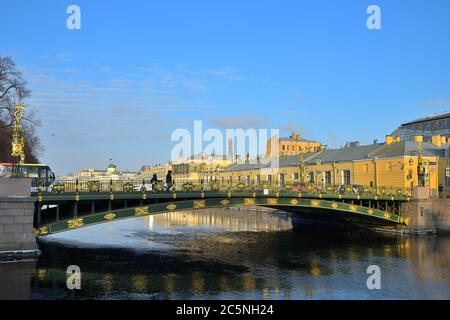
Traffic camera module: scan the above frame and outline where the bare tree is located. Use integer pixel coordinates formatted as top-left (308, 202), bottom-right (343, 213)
top-left (0, 56), bottom-right (42, 162)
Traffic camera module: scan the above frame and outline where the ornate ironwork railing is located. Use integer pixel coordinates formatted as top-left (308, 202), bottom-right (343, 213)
top-left (34, 178), bottom-right (413, 198)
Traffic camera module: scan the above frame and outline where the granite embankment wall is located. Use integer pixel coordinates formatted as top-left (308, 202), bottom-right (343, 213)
top-left (0, 178), bottom-right (38, 260)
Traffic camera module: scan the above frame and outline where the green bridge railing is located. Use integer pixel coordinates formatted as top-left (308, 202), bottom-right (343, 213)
top-left (34, 179), bottom-right (413, 199)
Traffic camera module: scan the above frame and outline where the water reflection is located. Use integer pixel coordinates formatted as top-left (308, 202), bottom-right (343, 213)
top-left (146, 207), bottom-right (292, 232)
top-left (0, 208), bottom-right (449, 299)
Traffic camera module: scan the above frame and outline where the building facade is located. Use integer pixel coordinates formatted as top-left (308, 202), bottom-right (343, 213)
top-left (218, 135), bottom-right (447, 191)
top-left (266, 133), bottom-right (323, 157)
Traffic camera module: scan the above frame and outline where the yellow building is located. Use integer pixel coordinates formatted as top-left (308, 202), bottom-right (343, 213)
top-left (171, 154), bottom-right (232, 182)
top-left (219, 135), bottom-right (447, 192)
top-left (266, 133), bottom-right (323, 157)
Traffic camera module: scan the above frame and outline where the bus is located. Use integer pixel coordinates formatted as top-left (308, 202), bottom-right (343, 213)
top-left (0, 163), bottom-right (56, 189)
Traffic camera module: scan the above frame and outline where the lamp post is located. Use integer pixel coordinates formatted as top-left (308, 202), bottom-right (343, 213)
top-left (299, 146), bottom-right (305, 183)
top-left (11, 103), bottom-right (26, 174)
top-left (417, 139), bottom-right (425, 187)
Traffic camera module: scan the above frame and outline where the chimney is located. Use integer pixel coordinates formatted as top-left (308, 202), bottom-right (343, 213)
top-left (291, 133), bottom-right (300, 141)
top-left (395, 136), bottom-right (401, 142)
top-left (414, 135), bottom-right (423, 143)
top-left (228, 138), bottom-right (233, 158)
top-left (431, 135), bottom-right (442, 147)
top-left (385, 135), bottom-right (394, 145)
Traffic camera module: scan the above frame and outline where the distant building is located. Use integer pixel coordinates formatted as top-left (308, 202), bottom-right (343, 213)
top-left (63, 163), bottom-right (138, 181)
top-left (171, 153), bottom-right (232, 182)
top-left (392, 111), bottom-right (450, 142)
top-left (137, 164), bottom-right (170, 180)
top-left (266, 132), bottom-right (324, 157)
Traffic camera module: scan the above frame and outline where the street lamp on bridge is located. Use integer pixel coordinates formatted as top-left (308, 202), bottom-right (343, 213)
top-left (11, 103), bottom-right (26, 170)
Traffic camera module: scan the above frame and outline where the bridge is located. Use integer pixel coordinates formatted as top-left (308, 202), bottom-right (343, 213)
top-left (32, 180), bottom-right (411, 236)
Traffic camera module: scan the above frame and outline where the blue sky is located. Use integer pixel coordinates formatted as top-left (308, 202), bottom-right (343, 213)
top-left (1, 0), bottom-right (449, 175)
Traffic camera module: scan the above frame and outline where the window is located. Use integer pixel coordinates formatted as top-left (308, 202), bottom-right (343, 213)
top-left (309, 172), bottom-right (314, 183)
top-left (279, 173), bottom-right (285, 186)
top-left (363, 164), bottom-right (369, 173)
top-left (268, 175), bottom-right (272, 184)
top-left (293, 172), bottom-right (299, 180)
top-left (282, 145), bottom-right (286, 151)
top-left (325, 171), bottom-right (332, 185)
top-left (387, 162), bottom-right (392, 172)
top-left (287, 145), bottom-right (290, 151)
top-left (256, 175), bottom-right (261, 184)
top-left (343, 170), bottom-right (351, 185)
top-left (292, 145), bottom-right (296, 151)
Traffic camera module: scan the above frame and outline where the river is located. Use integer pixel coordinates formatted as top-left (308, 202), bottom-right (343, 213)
top-left (1, 208), bottom-right (449, 300)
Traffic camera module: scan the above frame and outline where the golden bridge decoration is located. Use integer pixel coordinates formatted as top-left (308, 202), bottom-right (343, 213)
top-left (331, 202), bottom-right (338, 209)
top-left (134, 206), bottom-right (149, 216)
top-left (193, 200), bottom-right (206, 209)
top-left (142, 193), bottom-right (147, 200)
top-left (172, 193), bottom-right (177, 199)
top-left (67, 218), bottom-right (84, 229)
top-left (75, 194), bottom-right (80, 201)
top-left (166, 203), bottom-right (177, 210)
top-left (311, 200), bottom-right (320, 207)
top-left (220, 199), bottom-right (230, 205)
top-left (290, 199), bottom-right (298, 205)
top-left (37, 194), bottom-right (43, 202)
top-left (367, 209), bottom-right (374, 215)
top-left (109, 193), bottom-right (115, 201)
top-left (349, 205), bottom-right (358, 212)
top-left (267, 198), bottom-right (278, 205)
top-left (383, 213), bottom-right (391, 219)
top-left (244, 198), bottom-right (256, 205)
top-left (33, 228), bottom-right (40, 238)
top-left (104, 213), bottom-right (116, 220)
top-left (39, 226), bottom-right (48, 236)
top-left (11, 103), bottom-right (26, 163)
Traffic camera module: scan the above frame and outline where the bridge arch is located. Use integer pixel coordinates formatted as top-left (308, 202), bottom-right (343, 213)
top-left (34, 197), bottom-right (406, 236)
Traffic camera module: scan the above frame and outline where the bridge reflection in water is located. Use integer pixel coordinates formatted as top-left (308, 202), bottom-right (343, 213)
top-left (14, 208), bottom-right (450, 299)
top-left (146, 207), bottom-right (292, 232)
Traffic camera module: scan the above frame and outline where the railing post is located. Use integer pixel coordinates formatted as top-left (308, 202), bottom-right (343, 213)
top-left (73, 201), bottom-right (78, 218)
top-left (56, 204), bottom-right (60, 221)
top-left (37, 204), bottom-right (41, 227)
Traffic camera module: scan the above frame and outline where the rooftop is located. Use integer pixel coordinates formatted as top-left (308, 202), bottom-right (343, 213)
top-left (400, 111), bottom-right (450, 126)
top-left (222, 140), bottom-right (447, 172)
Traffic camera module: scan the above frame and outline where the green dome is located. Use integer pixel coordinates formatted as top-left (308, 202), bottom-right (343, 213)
top-left (108, 163), bottom-right (116, 169)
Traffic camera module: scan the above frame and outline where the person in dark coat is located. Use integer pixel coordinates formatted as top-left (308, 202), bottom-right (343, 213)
top-left (166, 170), bottom-right (173, 191)
top-left (150, 174), bottom-right (158, 191)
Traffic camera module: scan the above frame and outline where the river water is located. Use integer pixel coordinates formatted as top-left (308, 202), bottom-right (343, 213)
top-left (1, 208), bottom-right (449, 300)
